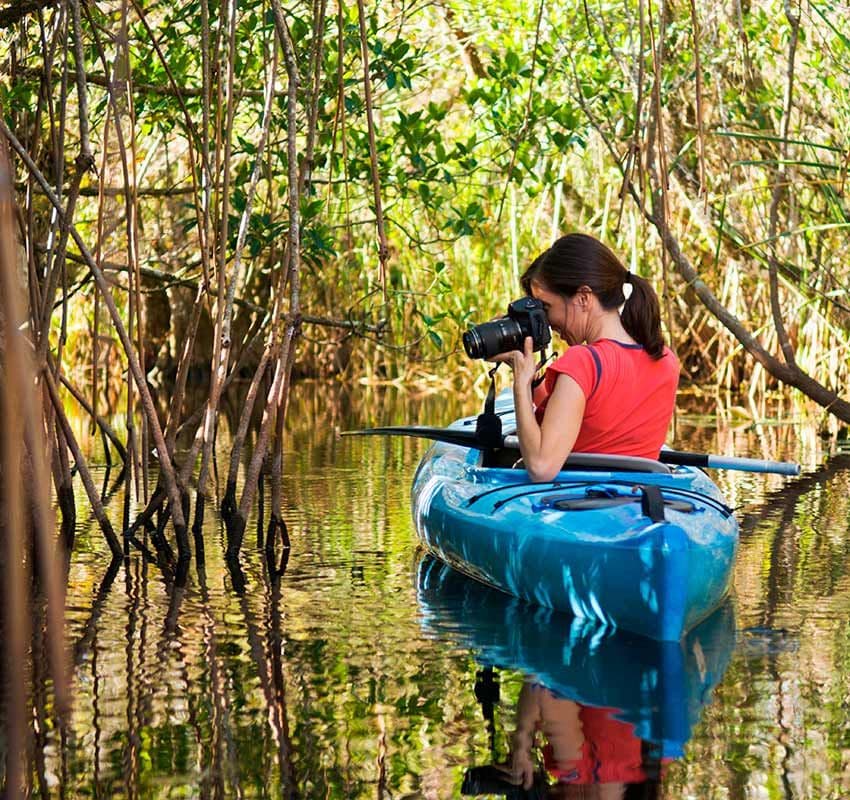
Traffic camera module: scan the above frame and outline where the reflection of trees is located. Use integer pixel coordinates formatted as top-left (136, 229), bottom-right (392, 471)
top-left (197, 566), bottom-right (244, 799)
top-left (40, 384), bottom-right (479, 797)
top-left (227, 556), bottom-right (297, 797)
top-left (737, 453), bottom-right (850, 626)
top-left (667, 453), bottom-right (850, 799)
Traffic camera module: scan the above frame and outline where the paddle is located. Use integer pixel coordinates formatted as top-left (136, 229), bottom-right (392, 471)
top-left (342, 425), bottom-right (801, 476)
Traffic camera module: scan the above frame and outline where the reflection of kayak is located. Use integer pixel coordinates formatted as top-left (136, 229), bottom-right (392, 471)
top-left (415, 555), bottom-right (736, 759)
top-left (410, 394), bottom-right (739, 641)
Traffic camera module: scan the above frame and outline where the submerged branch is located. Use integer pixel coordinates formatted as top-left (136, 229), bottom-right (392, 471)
top-left (43, 369), bottom-right (124, 558)
top-left (224, 0), bottom-right (306, 560)
top-left (195, 17), bottom-right (277, 515)
top-left (58, 372), bottom-right (128, 463)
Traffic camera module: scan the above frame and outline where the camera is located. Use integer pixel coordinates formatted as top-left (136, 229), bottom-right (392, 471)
top-left (462, 297), bottom-right (551, 360)
top-left (461, 766), bottom-right (547, 799)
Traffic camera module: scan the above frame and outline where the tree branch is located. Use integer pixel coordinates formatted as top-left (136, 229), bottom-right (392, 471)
top-left (15, 65), bottom-right (284, 99)
top-left (57, 250), bottom-right (388, 333)
top-left (651, 212), bottom-right (850, 423)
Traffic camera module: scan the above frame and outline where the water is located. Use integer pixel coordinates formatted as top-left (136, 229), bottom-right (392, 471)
top-left (31, 384), bottom-right (850, 797)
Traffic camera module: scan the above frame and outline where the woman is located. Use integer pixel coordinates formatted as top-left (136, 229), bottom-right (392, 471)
top-left (494, 233), bottom-right (679, 483)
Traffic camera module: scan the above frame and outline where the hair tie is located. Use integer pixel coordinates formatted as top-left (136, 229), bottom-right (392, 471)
top-left (622, 272), bottom-right (634, 303)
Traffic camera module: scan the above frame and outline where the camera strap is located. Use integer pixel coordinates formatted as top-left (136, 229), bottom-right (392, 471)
top-left (531, 346), bottom-right (549, 389)
top-left (475, 348), bottom-right (552, 450)
top-left (475, 364), bottom-right (503, 450)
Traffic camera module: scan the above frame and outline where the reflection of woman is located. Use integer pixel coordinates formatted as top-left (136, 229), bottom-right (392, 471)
top-left (506, 681), bottom-right (663, 799)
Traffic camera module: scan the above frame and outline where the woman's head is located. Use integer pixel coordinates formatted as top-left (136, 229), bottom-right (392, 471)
top-left (520, 233), bottom-right (666, 359)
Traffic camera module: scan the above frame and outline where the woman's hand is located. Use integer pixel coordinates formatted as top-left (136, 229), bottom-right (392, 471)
top-left (490, 337), bottom-right (537, 388)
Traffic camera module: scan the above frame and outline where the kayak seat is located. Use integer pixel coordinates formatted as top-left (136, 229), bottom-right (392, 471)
top-left (495, 438), bottom-right (672, 474)
top-left (563, 453), bottom-right (671, 474)
top-left (485, 450), bottom-right (672, 474)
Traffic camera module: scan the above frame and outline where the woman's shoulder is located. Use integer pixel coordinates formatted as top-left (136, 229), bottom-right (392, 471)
top-left (593, 339), bottom-right (680, 366)
top-left (548, 341), bottom-right (679, 375)
top-left (549, 344), bottom-right (597, 370)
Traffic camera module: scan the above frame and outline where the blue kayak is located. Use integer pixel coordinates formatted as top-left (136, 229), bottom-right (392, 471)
top-left (416, 555), bottom-right (735, 759)
top-left (411, 394), bottom-right (739, 641)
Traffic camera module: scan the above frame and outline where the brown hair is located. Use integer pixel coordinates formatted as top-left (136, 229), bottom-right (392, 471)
top-left (520, 233), bottom-right (666, 359)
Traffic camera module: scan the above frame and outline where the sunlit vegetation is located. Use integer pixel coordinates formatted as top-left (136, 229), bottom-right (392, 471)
top-left (3, 0), bottom-right (849, 391)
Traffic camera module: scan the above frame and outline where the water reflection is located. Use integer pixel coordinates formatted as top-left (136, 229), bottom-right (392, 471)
top-left (13, 384), bottom-right (850, 798)
top-left (416, 555), bottom-right (735, 798)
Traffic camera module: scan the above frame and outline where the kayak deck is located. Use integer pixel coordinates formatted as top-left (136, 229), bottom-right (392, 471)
top-left (411, 434), bottom-right (739, 641)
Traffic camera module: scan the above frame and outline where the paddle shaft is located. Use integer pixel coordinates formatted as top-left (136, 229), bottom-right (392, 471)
top-left (661, 450), bottom-right (801, 476)
top-left (344, 427), bottom-right (801, 476)
top-left (499, 436), bottom-right (801, 476)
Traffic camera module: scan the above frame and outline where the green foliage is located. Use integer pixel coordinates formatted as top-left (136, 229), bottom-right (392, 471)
top-left (3, 0), bottom-right (849, 389)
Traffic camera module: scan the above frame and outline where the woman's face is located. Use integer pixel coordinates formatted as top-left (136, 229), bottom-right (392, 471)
top-left (530, 280), bottom-right (586, 346)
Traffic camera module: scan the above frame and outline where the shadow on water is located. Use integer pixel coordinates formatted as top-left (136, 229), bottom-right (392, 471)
top-left (415, 555), bottom-right (735, 798)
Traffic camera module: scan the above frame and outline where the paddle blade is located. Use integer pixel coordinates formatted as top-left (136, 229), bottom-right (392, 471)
top-left (341, 426), bottom-right (481, 449)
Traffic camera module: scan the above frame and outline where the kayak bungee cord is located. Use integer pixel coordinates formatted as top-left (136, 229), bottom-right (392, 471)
top-left (471, 479), bottom-right (734, 518)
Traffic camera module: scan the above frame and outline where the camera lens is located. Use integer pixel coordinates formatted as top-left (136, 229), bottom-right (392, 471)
top-left (462, 318), bottom-right (524, 359)
top-left (462, 328), bottom-right (485, 359)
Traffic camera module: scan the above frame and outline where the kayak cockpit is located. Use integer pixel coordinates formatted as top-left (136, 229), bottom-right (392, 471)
top-left (481, 444), bottom-right (672, 474)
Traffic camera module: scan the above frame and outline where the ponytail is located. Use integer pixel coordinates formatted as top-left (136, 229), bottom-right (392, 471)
top-left (620, 273), bottom-right (665, 359)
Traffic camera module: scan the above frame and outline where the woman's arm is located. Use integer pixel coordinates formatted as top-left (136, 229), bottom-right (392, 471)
top-left (516, 371), bottom-right (584, 482)
top-left (494, 338), bottom-right (586, 483)
top-left (509, 683), bottom-right (543, 790)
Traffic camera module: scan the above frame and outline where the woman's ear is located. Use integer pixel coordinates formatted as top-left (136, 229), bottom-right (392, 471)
top-left (576, 285), bottom-right (593, 309)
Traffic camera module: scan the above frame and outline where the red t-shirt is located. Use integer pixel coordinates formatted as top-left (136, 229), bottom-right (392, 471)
top-left (542, 705), bottom-right (648, 784)
top-left (532, 339), bottom-right (679, 459)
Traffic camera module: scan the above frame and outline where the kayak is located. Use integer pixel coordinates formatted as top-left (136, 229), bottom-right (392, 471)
top-left (415, 554), bottom-right (736, 759)
top-left (410, 392), bottom-right (739, 641)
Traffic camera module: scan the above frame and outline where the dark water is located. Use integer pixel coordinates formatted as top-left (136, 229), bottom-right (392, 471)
top-left (38, 384), bottom-right (850, 797)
